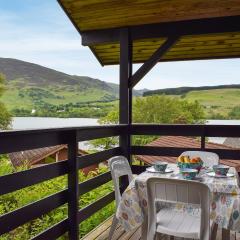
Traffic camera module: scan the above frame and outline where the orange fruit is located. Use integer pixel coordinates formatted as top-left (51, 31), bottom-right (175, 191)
top-left (190, 158), bottom-right (198, 163)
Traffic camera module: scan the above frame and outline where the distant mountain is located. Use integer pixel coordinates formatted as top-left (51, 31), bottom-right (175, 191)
top-left (0, 58), bottom-right (148, 114)
top-left (0, 58), bottom-right (147, 95)
top-left (0, 58), bottom-right (113, 92)
top-left (106, 82), bottom-right (144, 96)
top-left (144, 84), bottom-right (240, 96)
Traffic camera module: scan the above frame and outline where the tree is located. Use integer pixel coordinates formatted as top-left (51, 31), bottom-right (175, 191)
top-left (0, 73), bottom-right (12, 129)
top-left (228, 106), bottom-right (240, 119)
top-left (0, 73), bottom-right (5, 96)
top-left (99, 95), bottom-right (205, 125)
top-left (91, 95), bottom-right (205, 149)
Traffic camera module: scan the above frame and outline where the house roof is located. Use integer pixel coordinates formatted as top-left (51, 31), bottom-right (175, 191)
top-left (136, 136), bottom-right (240, 172)
top-left (224, 137), bottom-right (240, 148)
top-left (8, 145), bottom-right (87, 168)
top-left (58, 0), bottom-right (240, 65)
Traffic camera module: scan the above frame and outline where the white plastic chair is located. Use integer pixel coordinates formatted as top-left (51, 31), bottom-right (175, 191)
top-left (180, 151), bottom-right (219, 168)
top-left (146, 177), bottom-right (211, 240)
top-left (108, 156), bottom-right (133, 239)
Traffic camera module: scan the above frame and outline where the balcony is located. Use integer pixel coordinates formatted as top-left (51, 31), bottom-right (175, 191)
top-left (1, 1), bottom-right (240, 238)
top-left (1, 124), bottom-right (240, 239)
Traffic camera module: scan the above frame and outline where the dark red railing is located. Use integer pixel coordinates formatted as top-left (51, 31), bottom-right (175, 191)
top-left (0, 124), bottom-right (240, 239)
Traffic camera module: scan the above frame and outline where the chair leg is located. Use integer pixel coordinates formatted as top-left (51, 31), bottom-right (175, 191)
top-left (211, 223), bottom-right (218, 240)
top-left (222, 228), bottom-right (230, 240)
top-left (108, 215), bottom-right (118, 240)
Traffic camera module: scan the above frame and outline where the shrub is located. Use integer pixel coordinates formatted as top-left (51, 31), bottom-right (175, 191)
top-left (0, 160), bottom-right (114, 239)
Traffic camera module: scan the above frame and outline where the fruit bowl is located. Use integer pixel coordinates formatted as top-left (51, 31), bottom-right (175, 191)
top-left (177, 156), bottom-right (203, 173)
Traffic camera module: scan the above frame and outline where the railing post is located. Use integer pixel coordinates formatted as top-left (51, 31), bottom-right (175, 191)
top-left (68, 130), bottom-right (79, 240)
top-left (201, 125), bottom-right (206, 150)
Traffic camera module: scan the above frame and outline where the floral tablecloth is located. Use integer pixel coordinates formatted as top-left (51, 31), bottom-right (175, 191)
top-left (116, 164), bottom-right (240, 232)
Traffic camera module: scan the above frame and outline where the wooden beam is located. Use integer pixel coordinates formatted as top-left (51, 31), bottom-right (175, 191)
top-left (129, 36), bottom-right (179, 88)
top-left (119, 28), bottom-right (131, 124)
top-left (119, 28), bottom-right (132, 161)
top-left (131, 123), bottom-right (240, 137)
top-left (81, 15), bottom-right (240, 46)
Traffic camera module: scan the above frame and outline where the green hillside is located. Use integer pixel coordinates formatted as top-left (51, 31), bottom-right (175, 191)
top-left (180, 88), bottom-right (240, 118)
top-left (143, 84), bottom-right (240, 118)
top-left (144, 84), bottom-right (240, 96)
top-left (2, 81), bottom-right (115, 110)
top-left (0, 58), bottom-right (146, 117)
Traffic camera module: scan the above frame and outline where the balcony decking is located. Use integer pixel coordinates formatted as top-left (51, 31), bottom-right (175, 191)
top-left (82, 216), bottom-right (240, 240)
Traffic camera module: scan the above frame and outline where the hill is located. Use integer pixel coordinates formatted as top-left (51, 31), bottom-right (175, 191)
top-left (177, 88), bottom-right (240, 118)
top-left (144, 86), bottom-right (240, 118)
top-left (0, 58), bottom-right (116, 93)
top-left (0, 58), bottom-right (146, 117)
top-left (144, 84), bottom-right (240, 96)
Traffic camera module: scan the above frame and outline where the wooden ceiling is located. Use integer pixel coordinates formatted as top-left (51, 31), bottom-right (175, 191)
top-left (59, 0), bottom-right (240, 65)
top-left (92, 33), bottom-right (240, 65)
top-left (60, 0), bottom-right (240, 31)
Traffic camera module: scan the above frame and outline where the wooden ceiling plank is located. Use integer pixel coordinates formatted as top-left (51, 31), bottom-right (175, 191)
top-left (62, 0), bottom-right (240, 31)
top-left (94, 43), bottom-right (240, 56)
top-left (93, 37), bottom-right (240, 52)
top-left (102, 54), bottom-right (240, 65)
top-left (94, 43), bottom-right (240, 55)
top-left (95, 50), bottom-right (240, 65)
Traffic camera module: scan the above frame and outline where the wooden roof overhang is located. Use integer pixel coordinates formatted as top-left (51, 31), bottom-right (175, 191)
top-left (58, 0), bottom-right (240, 66)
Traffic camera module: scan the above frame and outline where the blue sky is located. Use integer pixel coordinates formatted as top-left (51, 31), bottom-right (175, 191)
top-left (1, 0), bottom-right (240, 90)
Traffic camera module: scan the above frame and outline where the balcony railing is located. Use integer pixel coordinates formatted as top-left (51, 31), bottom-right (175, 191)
top-left (0, 124), bottom-right (240, 239)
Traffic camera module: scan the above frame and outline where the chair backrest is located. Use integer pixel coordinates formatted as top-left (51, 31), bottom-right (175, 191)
top-left (108, 156), bottom-right (133, 206)
top-left (180, 151), bottom-right (219, 167)
top-left (146, 178), bottom-right (210, 240)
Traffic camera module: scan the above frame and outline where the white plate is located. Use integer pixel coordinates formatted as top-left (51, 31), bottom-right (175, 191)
top-left (146, 167), bottom-right (173, 174)
top-left (206, 172), bottom-right (234, 178)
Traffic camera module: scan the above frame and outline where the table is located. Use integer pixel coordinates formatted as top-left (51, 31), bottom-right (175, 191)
top-left (116, 164), bottom-right (240, 237)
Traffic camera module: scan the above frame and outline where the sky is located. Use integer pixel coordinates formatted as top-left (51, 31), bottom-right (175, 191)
top-left (0, 0), bottom-right (240, 90)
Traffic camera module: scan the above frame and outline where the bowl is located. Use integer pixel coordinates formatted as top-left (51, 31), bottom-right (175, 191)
top-left (153, 162), bottom-right (168, 172)
top-left (177, 156), bottom-right (203, 173)
top-left (180, 168), bottom-right (198, 180)
top-left (177, 162), bottom-right (203, 173)
top-left (212, 164), bottom-right (230, 176)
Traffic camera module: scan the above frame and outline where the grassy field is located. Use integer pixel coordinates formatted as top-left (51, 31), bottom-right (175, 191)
top-left (1, 83), bottom-right (116, 111)
top-left (171, 88), bottom-right (240, 118)
top-left (2, 81), bottom-right (240, 119)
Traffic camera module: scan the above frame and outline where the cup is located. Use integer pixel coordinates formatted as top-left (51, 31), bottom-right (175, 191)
top-left (212, 164), bottom-right (230, 176)
top-left (153, 162), bottom-right (168, 172)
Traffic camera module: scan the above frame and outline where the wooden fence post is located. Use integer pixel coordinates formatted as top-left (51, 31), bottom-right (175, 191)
top-left (68, 130), bottom-right (79, 239)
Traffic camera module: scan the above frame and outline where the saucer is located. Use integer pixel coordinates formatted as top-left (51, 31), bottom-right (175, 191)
top-left (206, 172), bottom-right (234, 178)
top-left (146, 167), bottom-right (173, 174)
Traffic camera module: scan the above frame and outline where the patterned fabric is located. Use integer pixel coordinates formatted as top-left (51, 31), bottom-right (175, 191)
top-left (116, 164), bottom-right (240, 232)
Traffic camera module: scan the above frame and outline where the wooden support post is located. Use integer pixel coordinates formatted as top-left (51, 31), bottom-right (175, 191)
top-left (68, 130), bottom-right (79, 240)
top-left (119, 28), bottom-right (132, 162)
top-left (129, 36), bottom-right (179, 88)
